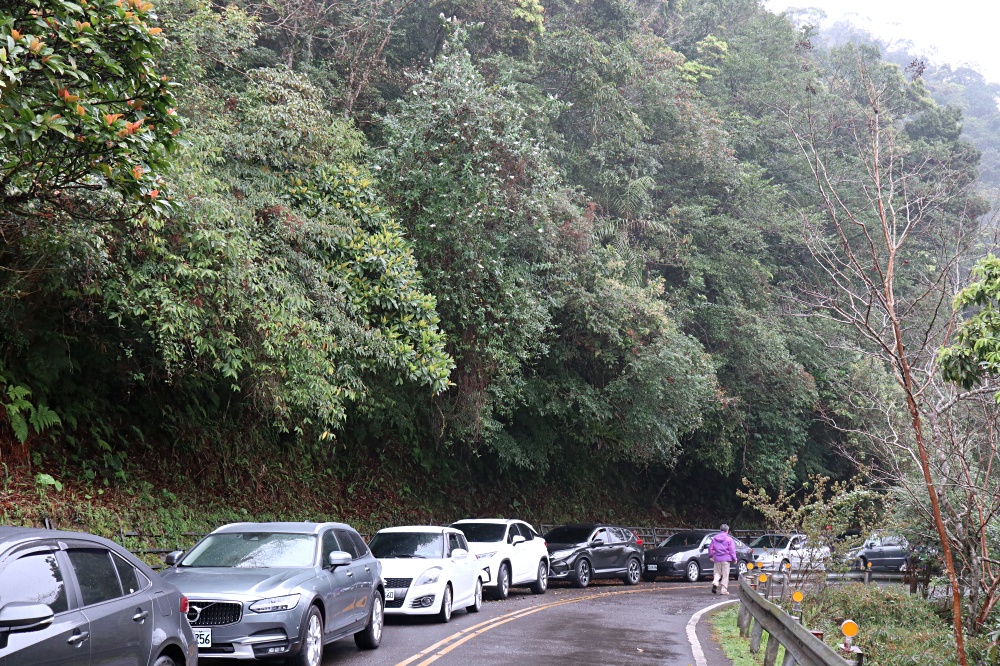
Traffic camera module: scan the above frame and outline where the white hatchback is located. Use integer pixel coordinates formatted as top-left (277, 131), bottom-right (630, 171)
top-left (450, 519), bottom-right (550, 599)
top-left (369, 526), bottom-right (482, 623)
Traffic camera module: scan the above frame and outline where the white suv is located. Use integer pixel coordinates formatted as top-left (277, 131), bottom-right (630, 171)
top-left (450, 519), bottom-right (550, 599)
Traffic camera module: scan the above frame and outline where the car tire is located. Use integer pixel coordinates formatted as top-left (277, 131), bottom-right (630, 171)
top-left (467, 578), bottom-right (483, 613)
top-left (153, 657), bottom-right (177, 666)
top-left (437, 584), bottom-right (453, 623)
top-left (622, 558), bottom-right (641, 585)
top-left (855, 557), bottom-right (867, 571)
top-left (492, 563), bottom-right (511, 600)
top-left (781, 559), bottom-right (791, 573)
top-left (354, 591), bottom-right (384, 650)
top-left (737, 560), bottom-right (748, 577)
top-left (684, 560), bottom-right (700, 583)
top-left (572, 558), bottom-right (592, 588)
top-left (642, 572), bottom-right (657, 582)
top-left (530, 560), bottom-right (548, 594)
top-left (289, 605), bottom-right (324, 666)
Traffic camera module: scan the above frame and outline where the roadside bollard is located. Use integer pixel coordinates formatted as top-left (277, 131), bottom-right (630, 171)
top-left (839, 619), bottom-right (865, 665)
top-left (791, 590), bottom-right (804, 623)
top-left (864, 561), bottom-right (872, 585)
top-left (781, 562), bottom-right (792, 602)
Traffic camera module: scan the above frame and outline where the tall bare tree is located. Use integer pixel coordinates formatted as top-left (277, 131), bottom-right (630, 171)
top-left (782, 45), bottom-right (992, 663)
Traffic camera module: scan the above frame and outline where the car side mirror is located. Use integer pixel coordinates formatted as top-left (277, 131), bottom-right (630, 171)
top-left (590, 541), bottom-right (602, 548)
top-left (164, 551), bottom-right (183, 566)
top-left (328, 551), bottom-right (352, 569)
top-left (864, 542), bottom-right (873, 549)
top-left (700, 544), bottom-right (709, 551)
top-left (0, 602), bottom-right (54, 633)
top-left (511, 536), bottom-right (525, 546)
top-left (452, 548), bottom-right (469, 560)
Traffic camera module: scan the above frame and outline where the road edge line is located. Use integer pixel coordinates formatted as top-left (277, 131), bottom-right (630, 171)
top-left (686, 598), bottom-right (737, 666)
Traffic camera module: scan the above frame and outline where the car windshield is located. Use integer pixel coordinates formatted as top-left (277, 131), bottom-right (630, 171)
top-left (451, 523), bottom-right (506, 543)
top-left (181, 533), bottom-right (316, 568)
top-left (369, 532), bottom-right (444, 559)
top-left (659, 533), bottom-right (708, 548)
top-left (544, 526), bottom-right (595, 543)
top-left (750, 535), bottom-right (791, 549)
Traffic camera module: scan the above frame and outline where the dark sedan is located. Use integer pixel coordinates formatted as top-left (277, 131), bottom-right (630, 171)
top-left (0, 525), bottom-right (197, 666)
top-left (544, 524), bottom-right (644, 588)
top-left (851, 534), bottom-right (910, 572)
top-left (642, 530), bottom-right (754, 583)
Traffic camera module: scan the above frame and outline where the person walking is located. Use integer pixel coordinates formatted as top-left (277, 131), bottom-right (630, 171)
top-left (709, 524), bottom-right (737, 595)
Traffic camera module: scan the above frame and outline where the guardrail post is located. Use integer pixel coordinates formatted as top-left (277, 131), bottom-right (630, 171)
top-left (763, 632), bottom-right (781, 666)
top-left (781, 650), bottom-right (798, 666)
top-left (738, 603), bottom-right (751, 637)
top-left (750, 620), bottom-right (764, 653)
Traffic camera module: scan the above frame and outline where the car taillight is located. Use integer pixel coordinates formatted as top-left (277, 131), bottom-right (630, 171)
top-left (631, 531), bottom-right (642, 546)
top-left (543, 541), bottom-right (547, 549)
top-left (180, 596), bottom-right (189, 614)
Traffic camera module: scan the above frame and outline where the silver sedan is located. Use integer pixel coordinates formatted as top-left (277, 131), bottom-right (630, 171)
top-left (161, 522), bottom-right (384, 666)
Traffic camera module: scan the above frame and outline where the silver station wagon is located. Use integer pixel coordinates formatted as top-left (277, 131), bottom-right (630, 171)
top-left (161, 522), bottom-right (384, 666)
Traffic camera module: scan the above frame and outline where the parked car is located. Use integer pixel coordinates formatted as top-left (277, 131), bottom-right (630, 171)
top-left (543, 524), bottom-right (644, 588)
top-left (160, 522), bottom-right (383, 666)
top-left (750, 533), bottom-right (831, 571)
top-left (450, 519), bottom-right (549, 599)
top-left (642, 530), bottom-right (755, 583)
top-left (850, 533), bottom-right (910, 572)
top-left (0, 525), bottom-right (197, 666)
top-left (368, 526), bottom-right (482, 623)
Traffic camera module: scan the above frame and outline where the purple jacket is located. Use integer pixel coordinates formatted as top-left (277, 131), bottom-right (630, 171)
top-left (708, 532), bottom-right (737, 563)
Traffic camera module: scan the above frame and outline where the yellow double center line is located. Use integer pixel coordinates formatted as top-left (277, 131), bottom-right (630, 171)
top-left (394, 584), bottom-right (700, 666)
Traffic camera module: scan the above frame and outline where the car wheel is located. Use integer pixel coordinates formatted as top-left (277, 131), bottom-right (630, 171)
top-left (153, 657), bottom-right (177, 666)
top-left (467, 578), bottom-right (483, 613)
top-left (737, 560), bottom-right (748, 577)
top-left (900, 561), bottom-right (908, 573)
top-left (685, 560), bottom-right (700, 583)
top-left (622, 558), bottom-right (641, 585)
top-left (530, 560), bottom-right (548, 594)
top-left (493, 563), bottom-right (511, 600)
top-left (573, 558), bottom-right (591, 588)
top-left (289, 605), bottom-right (324, 666)
top-left (642, 572), bottom-right (657, 583)
top-left (781, 559), bottom-right (791, 573)
top-left (354, 591), bottom-right (384, 650)
top-left (437, 584), bottom-right (453, 623)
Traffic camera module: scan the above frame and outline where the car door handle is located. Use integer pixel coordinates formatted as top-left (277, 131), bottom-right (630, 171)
top-left (364, 566), bottom-right (371, 572)
top-left (346, 571), bottom-right (354, 577)
top-left (67, 631), bottom-right (90, 646)
top-left (133, 610), bottom-right (150, 622)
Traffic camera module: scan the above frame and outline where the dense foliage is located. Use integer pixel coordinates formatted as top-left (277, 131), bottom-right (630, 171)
top-left (0, 0), bottom-right (993, 524)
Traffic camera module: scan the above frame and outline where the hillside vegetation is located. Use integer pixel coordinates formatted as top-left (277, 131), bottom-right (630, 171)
top-left (0, 0), bottom-right (995, 534)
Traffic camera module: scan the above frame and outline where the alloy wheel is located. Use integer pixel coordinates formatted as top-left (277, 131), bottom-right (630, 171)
top-left (538, 563), bottom-right (548, 590)
top-left (628, 559), bottom-right (640, 584)
top-left (500, 565), bottom-right (510, 597)
top-left (686, 560), bottom-right (700, 582)
top-left (305, 611), bottom-right (322, 666)
top-left (579, 560), bottom-right (591, 586)
top-left (372, 596), bottom-right (383, 643)
top-left (443, 585), bottom-right (452, 621)
top-left (738, 560), bottom-right (748, 576)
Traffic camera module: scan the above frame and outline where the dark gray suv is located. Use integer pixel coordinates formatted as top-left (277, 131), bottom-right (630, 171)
top-left (161, 522), bottom-right (384, 665)
top-left (0, 526), bottom-right (197, 666)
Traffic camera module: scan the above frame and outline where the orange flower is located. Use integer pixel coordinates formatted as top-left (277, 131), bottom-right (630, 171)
top-left (28, 38), bottom-right (44, 54)
top-left (76, 104), bottom-right (86, 116)
top-left (149, 189), bottom-right (159, 198)
top-left (132, 165), bottom-right (144, 179)
top-left (148, 27), bottom-right (162, 34)
top-left (104, 113), bottom-right (123, 125)
top-left (10, 29), bottom-right (21, 41)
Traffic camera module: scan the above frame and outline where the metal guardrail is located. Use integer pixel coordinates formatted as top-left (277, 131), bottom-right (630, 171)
top-left (737, 576), bottom-right (854, 666)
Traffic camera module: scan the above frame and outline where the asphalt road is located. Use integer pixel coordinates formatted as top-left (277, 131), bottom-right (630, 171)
top-left (318, 580), bottom-right (735, 666)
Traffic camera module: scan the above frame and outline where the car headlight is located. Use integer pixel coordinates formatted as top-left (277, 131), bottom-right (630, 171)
top-left (476, 551), bottom-right (497, 560)
top-left (415, 567), bottom-right (443, 586)
top-left (249, 594), bottom-right (300, 613)
top-left (550, 549), bottom-right (575, 561)
top-left (668, 553), bottom-right (685, 563)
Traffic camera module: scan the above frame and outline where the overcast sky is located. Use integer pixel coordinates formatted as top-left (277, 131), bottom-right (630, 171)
top-left (765, 1), bottom-right (1000, 83)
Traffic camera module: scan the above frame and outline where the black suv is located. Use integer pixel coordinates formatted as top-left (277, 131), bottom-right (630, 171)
top-left (544, 524), bottom-right (644, 588)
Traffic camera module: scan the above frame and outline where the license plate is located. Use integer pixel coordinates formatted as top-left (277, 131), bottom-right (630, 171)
top-left (384, 590), bottom-right (395, 601)
top-left (647, 564), bottom-right (658, 571)
top-left (194, 629), bottom-right (212, 648)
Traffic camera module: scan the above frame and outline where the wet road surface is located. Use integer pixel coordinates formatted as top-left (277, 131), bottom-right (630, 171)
top-left (318, 580), bottom-right (734, 666)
